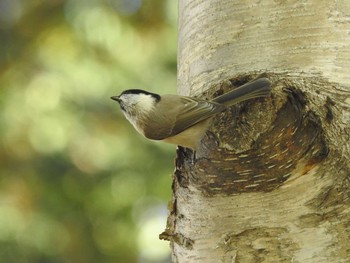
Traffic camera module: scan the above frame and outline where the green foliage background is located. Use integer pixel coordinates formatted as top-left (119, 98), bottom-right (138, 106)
top-left (0, 0), bottom-right (176, 262)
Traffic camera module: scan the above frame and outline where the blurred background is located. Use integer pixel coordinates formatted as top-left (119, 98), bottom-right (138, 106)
top-left (0, 0), bottom-right (177, 262)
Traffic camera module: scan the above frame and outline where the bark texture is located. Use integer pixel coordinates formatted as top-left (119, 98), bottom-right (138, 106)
top-left (161, 1), bottom-right (350, 262)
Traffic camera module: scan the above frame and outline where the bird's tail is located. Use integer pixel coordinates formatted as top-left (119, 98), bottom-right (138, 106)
top-left (213, 77), bottom-right (271, 106)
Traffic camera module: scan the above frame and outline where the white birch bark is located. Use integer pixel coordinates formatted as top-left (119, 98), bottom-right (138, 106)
top-left (160, 1), bottom-right (350, 262)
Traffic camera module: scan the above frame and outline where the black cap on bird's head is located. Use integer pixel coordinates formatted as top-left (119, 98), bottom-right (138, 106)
top-left (111, 89), bottom-right (161, 113)
top-left (111, 89), bottom-right (161, 103)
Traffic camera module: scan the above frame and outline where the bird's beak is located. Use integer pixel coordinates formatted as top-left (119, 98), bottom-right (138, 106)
top-left (111, 96), bottom-right (121, 102)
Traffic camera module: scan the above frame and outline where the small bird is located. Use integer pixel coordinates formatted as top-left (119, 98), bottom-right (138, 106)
top-left (111, 77), bottom-right (271, 150)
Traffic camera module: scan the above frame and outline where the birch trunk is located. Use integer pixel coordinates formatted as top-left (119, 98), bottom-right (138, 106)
top-left (160, 1), bottom-right (350, 262)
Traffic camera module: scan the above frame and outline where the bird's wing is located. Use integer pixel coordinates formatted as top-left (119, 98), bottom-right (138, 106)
top-left (143, 96), bottom-right (226, 140)
top-left (170, 96), bottom-right (226, 135)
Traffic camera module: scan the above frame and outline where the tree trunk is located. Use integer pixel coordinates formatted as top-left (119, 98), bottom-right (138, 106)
top-left (160, 1), bottom-right (350, 262)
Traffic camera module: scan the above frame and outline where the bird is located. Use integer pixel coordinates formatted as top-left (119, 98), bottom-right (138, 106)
top-left (111, 77), bottom-right (271, 150)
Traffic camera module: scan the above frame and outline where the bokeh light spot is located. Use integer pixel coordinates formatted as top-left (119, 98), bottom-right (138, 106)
top-left (25, 73), bottom-right (62, 112)
top-left (0, 205), bottom-right (24, 240)
top-left (136, 205), bottom-right (170, 262)
top-left (111, 174), bottom-right (146, 208)
top-left (29, 116), bottom-right (67, 154)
